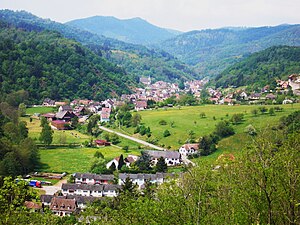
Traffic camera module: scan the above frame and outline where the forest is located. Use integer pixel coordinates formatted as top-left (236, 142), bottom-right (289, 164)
top-left (0, 21), bottom-right (134, 104)
top-left (214, 46), bottom-right (300, 89)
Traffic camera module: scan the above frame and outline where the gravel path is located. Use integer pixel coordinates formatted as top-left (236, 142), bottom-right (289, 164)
top-left (99, 126), bottom-right (165, 150)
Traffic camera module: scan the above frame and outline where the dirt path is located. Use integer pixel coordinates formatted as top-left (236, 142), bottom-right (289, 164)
top-left (99, 126), bottom-right (165, 150)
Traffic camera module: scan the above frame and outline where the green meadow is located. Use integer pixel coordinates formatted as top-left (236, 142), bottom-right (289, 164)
top-left (26, 104), bottom-right (300, 173)
top-left (39, 146), bottom-right (141, 173)
top-left (120, 104), bottom-right (300, 150)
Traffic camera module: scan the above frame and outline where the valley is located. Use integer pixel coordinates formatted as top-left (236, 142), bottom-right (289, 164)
top-left (0, 7), bottom-right (299, 225)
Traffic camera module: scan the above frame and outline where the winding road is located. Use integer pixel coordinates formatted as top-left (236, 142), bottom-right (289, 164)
top-left (99, 126), bottom-right (165, 150)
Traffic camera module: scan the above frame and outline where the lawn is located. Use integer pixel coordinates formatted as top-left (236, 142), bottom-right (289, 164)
top-left (39, 146), bottom-right (142, 174)
top-left (26, 106), bottom-right (56, 115)
top-left (112, 104), bottom-right (300, 150)
top-left (22, 117), bottom-right (91, 144)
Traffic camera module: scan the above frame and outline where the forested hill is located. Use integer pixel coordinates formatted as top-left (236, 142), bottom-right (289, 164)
top-left (0, 22), bottom-right (135, 103)
top-left (158, 25), bottom-right (300, 77)
top-left (0, 10), bottom-right (198, 82)
top-left (214, 46), bottom-right (300, 89)
top-left (66, 16), bottom-right (180, 45)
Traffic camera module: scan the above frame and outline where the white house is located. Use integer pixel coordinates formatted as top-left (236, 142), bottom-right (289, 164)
top-left (179, 143), bottom-right (199, 157)
top-left (74, 173), bottom-right (114, 185)
top-left (61, 183), bottom-right (120, 198)
top-left (118, 173), bottom-right (176, 189)
top-left (144, 150), bottom-right (181, 166)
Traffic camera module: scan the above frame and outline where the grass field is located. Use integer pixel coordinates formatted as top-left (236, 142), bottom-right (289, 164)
top-left (39, 146), bottom-right (141, 173)
top-left (27, 104), bottom-right (300, 173)
top-left (114, 104), bottom-right (300, 150)
top-left (26, 106), bottom-right (56, 115)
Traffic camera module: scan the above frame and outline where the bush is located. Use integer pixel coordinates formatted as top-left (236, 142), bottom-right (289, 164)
top-left (159, 120), bottom-right (167, 125)
top-left (163, 130), bottom-right (171, 137)
top-left (214, 121), bottom-right (235, 138)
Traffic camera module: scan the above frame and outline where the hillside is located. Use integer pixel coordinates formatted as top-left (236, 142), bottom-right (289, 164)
top-left (0, 22), bottom-right (134, 103)
top-left (158, 25), bottom-right (300, 77)
top-left (214, 46), bottom-right (300, 88)
top-left (66, 16), bottom-right (180, 45)
top-left (0, 10), bottom-right (198, 82)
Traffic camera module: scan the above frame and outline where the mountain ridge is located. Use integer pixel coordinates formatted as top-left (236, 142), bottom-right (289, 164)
top-left (66, 15), bottom-right (181, 45)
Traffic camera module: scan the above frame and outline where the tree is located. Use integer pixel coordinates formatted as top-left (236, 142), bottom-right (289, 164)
top-left (198, 134), bottom-right (218, 156)
top-left (110, 133), bottom-right (120, 145)
top-left (156, 157), bottom-right (167, 172)
top-left (259, 106), bottom-right (268, 114)
top-left (244, 124), bottom-right (257, 136)
top-left (136, 151), bottom-right (152, 171)
top-left (109, 162), bottom-right (116, 173)
top-left (39, 122), bottom-right (53, 147)
top-left (214, 121), bottom-right (235, 138)
top-left (122, 146), bottom-right (129, 153)
top-left (159, 120), bottom-right (167, 125)
top-left (269, 107), bottom-right (275, 116)
top-left (94, 151), bottom-right (104, 159)
top-left (131, 113), bottom-right (142, 127)
top-left (118, 154), bottom-right (125, 170)
top-left (18, 103), bottom-right (26, 117)
top-left (251, 109), bottom-right (258, 117)
top-left (163, 129), bottom-right (171, 137)
top-left (230, 113), bottom-right (244, 124)
top-left (200, 112), bottom-right (206, 118)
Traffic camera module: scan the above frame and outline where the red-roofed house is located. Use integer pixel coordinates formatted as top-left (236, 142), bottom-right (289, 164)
top-left (135, 100), bottom-right (147, 111)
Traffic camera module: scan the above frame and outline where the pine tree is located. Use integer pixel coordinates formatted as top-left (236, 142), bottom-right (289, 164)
top-left (156, 157), bottom-right (167, 172)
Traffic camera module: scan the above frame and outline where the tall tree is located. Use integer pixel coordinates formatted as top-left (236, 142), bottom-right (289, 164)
top-left (156, 157), bottom-right (167, 172)
top-left (39, 122), bottom-right (53, 147)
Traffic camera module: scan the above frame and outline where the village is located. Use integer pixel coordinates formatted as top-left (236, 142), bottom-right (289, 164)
top-left (24, 73), bottom-right (300, 216)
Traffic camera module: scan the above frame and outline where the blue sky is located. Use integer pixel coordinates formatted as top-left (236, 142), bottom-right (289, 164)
top-left (1, 0), bottom-right (299, 31)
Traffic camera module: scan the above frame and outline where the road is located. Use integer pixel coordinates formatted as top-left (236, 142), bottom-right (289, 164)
top-left (99, 126), bottom-right (165, 150)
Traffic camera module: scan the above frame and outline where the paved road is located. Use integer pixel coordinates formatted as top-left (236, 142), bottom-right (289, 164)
top-left (99, 126), bottom-right (165, 150)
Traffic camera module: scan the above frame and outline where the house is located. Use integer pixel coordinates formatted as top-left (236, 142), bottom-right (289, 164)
top-left (249, 93), bottom-right (261, 100)
top-left (74, 106), bottom-right (87, 116)
top-left (135, 100), bottom-right (148, 111)
top-left (74, 173), bottom-right (114, 185)
top-left (51, 120), bottom-right (69, 130)
top-left (240, 92), bottom-right (248, 100)
top-left (58, 105), bottom-right (72, 112)
top-left (61, 183), bottom-right (120, 197)
top-left (55, 111), bottom-right (77, 122)
top-left (145, 150), bottom-right (181, 166)
top-left (100, 107), bottom-right (111, 122)
top-left (24, 201), bottom-right (42, 212)
top-left (266, 93), bottom-right (276, 100)
top-left (41, 195), bottom-right (98, 209)
top-left (118, 173), bottom-right (175, 189)
top-left (50, 197), bottom-right (78, 217)
top-left (42, 98), bottom-right (55, 107)
top-left (41, 113), bottom-right (56, 121)
top-left (106, 155), bottom-right (138, 169)
top-left (102, 99), bottom-right (114, 109)
top-left (94, 140), bottom-right (111, 147)
top-left (179, 143), bottom-right (199, 157)
top-left (288, 74), bottom-right (300, 95)
top-left (55, 102), bottom-right (68, 106)
top-left (140, 76), bottom-right (151, 86)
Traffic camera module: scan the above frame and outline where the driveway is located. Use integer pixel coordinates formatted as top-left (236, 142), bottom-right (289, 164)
top-left (39, 178), bottom-right (67, 195)
top-left (99, 126), bottom-right (165, 150)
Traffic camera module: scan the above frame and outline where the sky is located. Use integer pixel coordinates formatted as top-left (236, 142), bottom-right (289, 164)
top-left (0, 0), bottom-right (299, 32)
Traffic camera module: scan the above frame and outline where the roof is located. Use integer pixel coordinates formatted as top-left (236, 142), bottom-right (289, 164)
top-left (101, 108), bottom-right (111, 113)
top-left (41, 195), bottom-right (98, 205)
top-left (74, 173), bottom-right (114, 181)
top-left (25, 201), bottom-right (42, 209)
top-left (60, 105), bottom-right (72, 111)
top-left (62, 183), bottom-right (120, 192)
top-left (42, 113), bottom-right (56, 118)
top-left (119, 173), bottom-right (175, 181)
top-left (181, 143), bottom-right (199, 151)
top-left (50, 197), bottom-right (77, 212)
top-left (135, 100), bottom-right (147, 108)
top-left (145, 150), bottom-right (181, 159)
top-left (55, 111), bottom-right (76, 119)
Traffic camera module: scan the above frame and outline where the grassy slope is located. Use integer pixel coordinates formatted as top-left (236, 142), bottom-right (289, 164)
top-left (120, 104), bottom-right (300, 150)
top-left (25, 107), bottom-right (143, 173)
